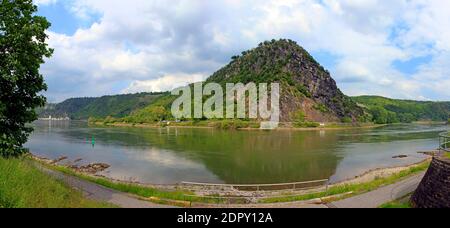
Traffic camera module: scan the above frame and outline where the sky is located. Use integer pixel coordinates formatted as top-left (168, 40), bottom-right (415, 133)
top-left (34, 0), bottom-right (450, 102)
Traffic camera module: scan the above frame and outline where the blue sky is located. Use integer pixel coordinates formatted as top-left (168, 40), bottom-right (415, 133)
top-left (35, 0), bottom-right (450, 102)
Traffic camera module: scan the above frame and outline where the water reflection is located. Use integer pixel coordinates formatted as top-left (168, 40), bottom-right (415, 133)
top-left (26, 121), bottom-right (448, 184)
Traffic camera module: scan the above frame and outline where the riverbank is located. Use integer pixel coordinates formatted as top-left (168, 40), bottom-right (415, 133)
top-left (89, 120), bottom-right (386, 131)
top-left (31, 154), bottom-right (432, 207)
top-left (257, 159), bottom-right (430, 204)
top-left (0, 157), bottom-right (115, 208)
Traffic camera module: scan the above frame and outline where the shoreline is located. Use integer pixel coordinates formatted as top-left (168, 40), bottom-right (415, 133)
top-left (31, 153), bottom-right (433, 199)
top-left (89, 121), bottom-right (388, 131)
top-left (332, 157), bottom-right (432, 186)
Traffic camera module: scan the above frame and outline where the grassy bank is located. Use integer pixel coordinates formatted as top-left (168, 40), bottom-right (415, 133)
top-left (0, 157), bottom-right (114, 208)
top-left (259, 161), bottom-right (430, 204)
top-left (379, 194), bottom-right (413, 208)
top-left (380, 200), bottom-right (412, 208)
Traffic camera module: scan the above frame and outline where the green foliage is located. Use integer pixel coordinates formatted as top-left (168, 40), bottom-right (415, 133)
top-left (290, 110), bottom-right (319, 128)
top-left (0, 134), bottom-right (28, 158)
top-left (0, 157), bottom-right (113, 208)
top-left (354, 96), bottom-right (450, 124)
top-left (314, 103), bottom-right (329, 113)
top-left (370, 106), bottom-right (390, 124)
top-left (123, 95), bottom-right (176, 123)
top-left (297, 84), bottom-right (312, 98)
top-left (211, 120), bottom-right (256, 130)
top-left (379, 201), bottom-right (412, 209)
top-left (341, 117), bottom-right (353, 123)
top-left (38, 92), bottom-right (166, 120)
top-left (293, 122), bottom-right (320, 128)
top-left (0, 0), bottom-right (53, 157)
top-left (125, 106), bottom-right (169, 123)
top-left (291, 110), bottom-right (306, 122)
top-left (207, 39), bottom-right (327, 90)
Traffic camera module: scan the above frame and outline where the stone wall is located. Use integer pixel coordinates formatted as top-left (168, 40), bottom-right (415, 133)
top-left (412, 157), bottom-right (450, 208)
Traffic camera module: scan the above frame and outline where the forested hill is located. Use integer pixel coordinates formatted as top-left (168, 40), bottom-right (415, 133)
top-left (353, 96), bottom-right (450, 124)
top-left (37, 92), bottom-right (166, 120)
top-left (125, 39), bottom-right (366, 124)
top-left (205, 39), bottom-right (365, 122)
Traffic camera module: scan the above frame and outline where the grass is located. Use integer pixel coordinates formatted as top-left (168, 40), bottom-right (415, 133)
top-left (35, 158), bottom-right (430, 207)
top-left (259, 161), bottom-right (430, 204)
top-left (379, 194), bottom-right (413, 208)
top-left (445, 152), bottom-right (450, 159)
top-left (46, 164), bottom-right (220, 205)
top-left (0, 157), bottom-right (115, 208)
top-left (380, 201), bottom-right (412, 208)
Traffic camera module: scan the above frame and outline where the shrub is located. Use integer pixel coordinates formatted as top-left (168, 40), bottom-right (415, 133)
top-left (293, 122), bottom-right (320, 128)
top-left (314, 104), bottom-right (329, 113)
top-left (341, 117), bottom-right (353, 123)
top-left (291, 110), bottom-right (306, 122)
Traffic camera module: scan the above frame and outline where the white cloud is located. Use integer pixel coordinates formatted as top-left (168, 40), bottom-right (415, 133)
top-left (122, 73), bottom-right (207, 94)
top-left (40, 0), bottom-right (450, 101)
top-left (34, 0), bottom-right (58, 6)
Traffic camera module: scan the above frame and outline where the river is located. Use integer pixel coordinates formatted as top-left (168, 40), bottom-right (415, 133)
top-left (25, 121), bottom-right (449, 185)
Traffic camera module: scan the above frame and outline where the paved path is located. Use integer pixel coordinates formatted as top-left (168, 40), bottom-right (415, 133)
top-left (328, 172), bottom-right (426, 208)
top-left (40, 167), bottom-right (175, 208)
top-left (36, 164), bottom-right (425, 209)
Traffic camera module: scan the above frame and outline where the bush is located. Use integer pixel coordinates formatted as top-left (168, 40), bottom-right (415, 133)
top-left (314, 104), bottom-right (329, 113)
top-left (213, 120), bottom-right (251, 130)
top-left (293, 122), bottom-right (320, 128)
top-left (291, 110), bottom-right (306, 122)
top-left (296, 85), bottom-right (312, 98)
top-left (341, 117), bottom-right (353, 123)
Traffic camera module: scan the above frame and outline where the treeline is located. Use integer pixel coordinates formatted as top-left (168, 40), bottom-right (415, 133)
top-left (37, 92), bottom-right (166, 120)
top-left (353, 96), bottom-right (450, 124)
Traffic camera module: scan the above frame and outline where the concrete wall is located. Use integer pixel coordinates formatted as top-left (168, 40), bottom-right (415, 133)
top-left (412, 157), bottom-right (450, 208)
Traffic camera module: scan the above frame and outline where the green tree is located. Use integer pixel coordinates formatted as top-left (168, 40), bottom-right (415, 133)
top-left (386, 112), bottom-right (399, 124)
top-left (370, 106), bottom-right (388, 124)
top-left (0, 0), bottom-right (53, 157)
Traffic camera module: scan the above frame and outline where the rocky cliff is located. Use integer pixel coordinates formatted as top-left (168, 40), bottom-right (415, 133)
top-left (207, 39), bottom-right (365, 122)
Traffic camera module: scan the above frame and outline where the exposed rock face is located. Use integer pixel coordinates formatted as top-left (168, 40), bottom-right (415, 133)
top-left (411, 157), bottom-right (450, 208)
top-left (207, 39), bottom-right (365, 122)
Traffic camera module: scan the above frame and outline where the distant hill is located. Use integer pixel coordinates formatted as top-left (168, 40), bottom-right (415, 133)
top-left (353, 96), bottom-right (450, 124)
top-left (37, 92), bottom-right (166, 120)
top-left (126, 39), bottom-right (366, 123)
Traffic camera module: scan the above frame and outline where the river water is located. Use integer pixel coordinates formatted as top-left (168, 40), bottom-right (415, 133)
top-left (25, 121), bottom-right (449, 185)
